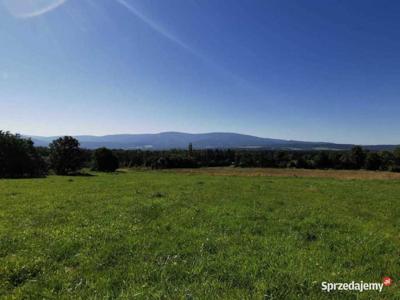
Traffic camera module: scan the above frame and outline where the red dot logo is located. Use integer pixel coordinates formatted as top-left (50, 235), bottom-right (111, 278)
top-left (383, 277), bottom-right (393, 287)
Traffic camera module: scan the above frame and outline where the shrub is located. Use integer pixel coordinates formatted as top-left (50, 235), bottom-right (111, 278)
top-left (92, 148), bottom-right (119, 172)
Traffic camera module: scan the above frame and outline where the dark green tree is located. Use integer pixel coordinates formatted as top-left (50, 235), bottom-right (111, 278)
top-left (92, 148), bottom-right (119, 172)
top-left (394, 147), bottom-right (400, 164)
top-left (365, 152), bottom-right (382, 170)
top-left (295, 156), bottom-right (308, 169)
top-left (350, 146), bottom-right (366, 169)
top-left (378, 151), bottom-right (394, 171)
top-left (339, 153), bottom-right (353, 169)
top-left (314, 152), bottom-right (331, 169)
top-left (328, 152), bottom-right (342, 169)
top-left (49, 136), bottom-right (84, 175)
top-left (0, 131), bottom-right (47, 178)
top-left (188, 143), bottom-right (193, 157)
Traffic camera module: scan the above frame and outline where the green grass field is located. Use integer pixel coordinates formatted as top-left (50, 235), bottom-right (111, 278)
top-left (1, 169), bottom-right (399, 299)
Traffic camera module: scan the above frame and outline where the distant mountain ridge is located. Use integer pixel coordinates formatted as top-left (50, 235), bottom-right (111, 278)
top-left (26, 132), bottom-right (398, 151)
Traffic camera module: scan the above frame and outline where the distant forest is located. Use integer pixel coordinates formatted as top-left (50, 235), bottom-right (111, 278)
top-left (1, 131), bottom-right (400, 178)
top-left (109, 145), bottom-right (400, 172)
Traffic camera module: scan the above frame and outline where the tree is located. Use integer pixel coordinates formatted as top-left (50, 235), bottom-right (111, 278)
top-left (314, 152), bottom-right (331, 169)
top-left (274, 151), bottom-right (289, 168)
top-left (365, 152), bottom-right (382, 170)
top-left (327, 152), bottom-right (341, 169)
top-left (389, 147), bottom-right (400, 172)
top-left (295, 156), bottom-right (309, 169)
top-left (49, 136), bottom-right (84, 175)
top-left (339, 153), bottom-right (353, 169)
top-left (350, 146), bottom-right (366, 169)
top-left (92, 148), bottom-right (119, 172)
top-left (188, 143), bottom-right (193, 157)
top-left (394, 147), bottom-right (400, 164)
top-left (379, 151), bottom-right (395, 171)
top-left (0, 131), bottom-right (47, 178)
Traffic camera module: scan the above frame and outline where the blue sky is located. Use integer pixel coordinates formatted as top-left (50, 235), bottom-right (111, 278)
top-left (1, 0), bottom-right (400, 144)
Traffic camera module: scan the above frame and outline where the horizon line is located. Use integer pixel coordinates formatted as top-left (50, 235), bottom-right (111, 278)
top-left (12, 130), bottom-right (399, 146)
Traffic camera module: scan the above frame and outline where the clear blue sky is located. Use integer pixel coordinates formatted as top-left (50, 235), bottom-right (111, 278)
top-left (1, 0), bottom-right (400, 144)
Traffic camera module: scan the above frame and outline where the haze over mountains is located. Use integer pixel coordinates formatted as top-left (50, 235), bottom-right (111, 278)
top-left (27, 132), bottom-right (398, 151)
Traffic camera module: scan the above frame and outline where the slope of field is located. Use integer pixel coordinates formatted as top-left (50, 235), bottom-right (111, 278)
top-left (0, 170), bottom-right (399, 299)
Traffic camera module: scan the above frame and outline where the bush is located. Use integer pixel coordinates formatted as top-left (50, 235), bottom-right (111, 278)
top-left (0, 131), bottom-right (47, 178)
top-left (49, 136), bottom-right (84, 175)
top-left (92, 148), bottom-right (119, 172)
top-left (365, 152), bottom-right (382, 170)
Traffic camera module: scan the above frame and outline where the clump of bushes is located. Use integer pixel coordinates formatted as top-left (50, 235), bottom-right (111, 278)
top-left (92, 147), bottom-right (119, 172)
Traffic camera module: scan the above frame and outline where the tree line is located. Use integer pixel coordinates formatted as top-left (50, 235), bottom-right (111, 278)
top-left (0, 132), bottom-right (118, 178)
top-left (114, 145), bottom-right (400, 171)
top-left (1, 131), bottom-right (400, 178)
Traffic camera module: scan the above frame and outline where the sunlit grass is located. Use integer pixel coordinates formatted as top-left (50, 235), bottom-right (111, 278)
top-left (0, 170), bottom-right (399, 299)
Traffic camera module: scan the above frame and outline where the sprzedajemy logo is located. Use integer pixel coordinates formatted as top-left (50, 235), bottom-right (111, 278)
top-left (321, 277), bottom-right (393, 293)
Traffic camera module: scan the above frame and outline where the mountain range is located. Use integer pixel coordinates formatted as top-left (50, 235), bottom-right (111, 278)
top-left (27, 132), bottom-right (398, 151)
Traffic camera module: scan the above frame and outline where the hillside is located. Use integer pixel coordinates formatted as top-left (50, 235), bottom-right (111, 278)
top-left (27, 132), bottom-right (398, 151)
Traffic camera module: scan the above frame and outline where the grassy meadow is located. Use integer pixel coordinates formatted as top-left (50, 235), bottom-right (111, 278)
top-left (0, 169), bottom-right (399, 299)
